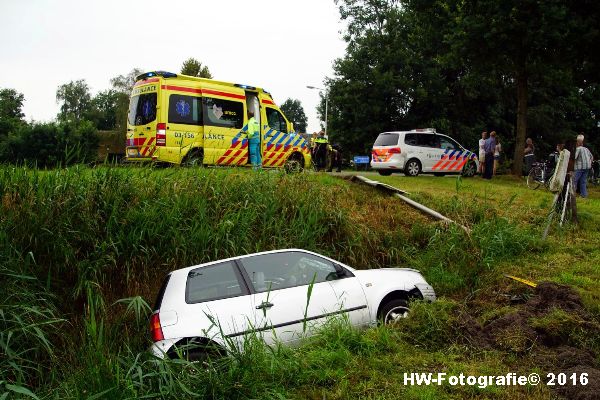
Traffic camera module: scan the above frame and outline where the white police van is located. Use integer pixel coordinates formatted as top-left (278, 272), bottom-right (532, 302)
top-left (370, 129), bottom-right (478, 177)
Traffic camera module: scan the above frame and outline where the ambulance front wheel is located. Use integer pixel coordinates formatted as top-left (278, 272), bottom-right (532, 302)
top-left (183, 149), bottom-right (204, 167)
top-left (404, 159), bottom-right (421, 177)
top-left (284, 153), bottom-right (304, 173)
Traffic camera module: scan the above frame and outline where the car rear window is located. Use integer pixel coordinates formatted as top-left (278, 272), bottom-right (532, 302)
top-left (186, 261), bottom-right (246, 304)
top-left (374, 133), bottom-right (399, 146)
top-left (128, 93), bottom-right (157, 126)
top-left (153, 274), bottom-right (171, 311)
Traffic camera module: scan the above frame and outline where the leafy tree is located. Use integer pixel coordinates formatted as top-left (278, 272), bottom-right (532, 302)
top-left (110, 68), bottom-right (143, 95)
top-left (280, 99), bottom-right (308, 133)
top-left (110, 68), bottom-right (143, 132)
top-left (91, 89), bottom-right (122, 131)
top-left (0, 88), bottom-right (25, 121)
top-left (56, 80), bottom-right (93, 123)
top-left (0, 88), bottom-right (26, 138)
top-left (180, 58), bottom-right (213, 78)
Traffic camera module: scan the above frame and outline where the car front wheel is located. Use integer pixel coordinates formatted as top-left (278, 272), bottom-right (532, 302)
top-left (378, 299), bottom-right (410, 324)
top-left (462, 160), bottom-right (476, 177)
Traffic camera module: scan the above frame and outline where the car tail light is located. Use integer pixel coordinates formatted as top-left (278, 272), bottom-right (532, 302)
top-left (388, 147), bottom-right (401, 154)
top-left (150, 313), bottom-right (164, 342)
top-left (156, 123), bottom-right (166, 146)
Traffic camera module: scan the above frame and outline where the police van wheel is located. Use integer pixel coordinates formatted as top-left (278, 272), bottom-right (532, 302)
top-left (183, 149), bottom-right (204, 167)
top-left (461, 161), bottom-right (476, 177)
top-left (404, 159), bottom-right (421, 177)
top-left (378, 170), bottom-right (392, 176)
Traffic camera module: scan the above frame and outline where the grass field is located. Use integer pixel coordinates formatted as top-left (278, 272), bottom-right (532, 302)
top-left (1, 166), bottom-right (598, 399)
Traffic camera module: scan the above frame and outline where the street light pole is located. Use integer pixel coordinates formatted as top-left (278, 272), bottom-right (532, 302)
top-left (306, 85), bottom-right (328, 136)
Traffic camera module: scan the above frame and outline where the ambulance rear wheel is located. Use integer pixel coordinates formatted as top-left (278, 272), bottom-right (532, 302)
top-left (404, 159), bottom-right (421, 177)
top-left (183, 149), bottom-right (204, 167)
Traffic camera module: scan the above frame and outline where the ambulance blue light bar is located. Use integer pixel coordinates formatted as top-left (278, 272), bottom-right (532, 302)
top-left (135, 71), bottom-right (178, 81)
top-left (234, 84), bottom-right (257, 90)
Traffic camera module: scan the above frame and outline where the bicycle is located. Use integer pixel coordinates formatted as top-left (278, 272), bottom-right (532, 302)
top-left (527, 161), bottom-right (554, 190)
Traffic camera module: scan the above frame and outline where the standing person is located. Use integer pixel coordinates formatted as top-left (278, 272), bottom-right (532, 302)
top-left (314, 131), bottom-right (329, 171)
top-left (493, 132), bottom-right (501, 176)
top-left (574, 134), bottom-right (593, 198)
top-left (523, 138), bottom-right (535, 176)
top-left (246, 111), bottom-right (261, 169)
top-left (328, 143), bottom-right (343, 173)
top-left (483, 131), bottom-right (496, 179)
top-left (478, 131), bottom-right (488, 176)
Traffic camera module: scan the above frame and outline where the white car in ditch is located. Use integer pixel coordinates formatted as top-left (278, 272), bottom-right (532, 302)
top-left (150, 249), bottom-right (436, 359)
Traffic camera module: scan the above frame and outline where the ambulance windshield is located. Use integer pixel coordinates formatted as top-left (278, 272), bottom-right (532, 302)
top-left (128, 93), bottom-right (157, 126)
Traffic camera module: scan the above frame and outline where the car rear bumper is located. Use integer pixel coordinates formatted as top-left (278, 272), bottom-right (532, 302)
top-left (150, 338), bottom-right (179, 358)
top-left (370, 161), bottom-right (402, 170)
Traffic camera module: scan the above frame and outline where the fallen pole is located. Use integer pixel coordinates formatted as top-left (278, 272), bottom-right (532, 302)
top-left (349, 175), bottom-right (470, 233)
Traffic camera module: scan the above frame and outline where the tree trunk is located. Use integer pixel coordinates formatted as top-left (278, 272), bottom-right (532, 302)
top-left (512, 70), bottom-right (528, 175)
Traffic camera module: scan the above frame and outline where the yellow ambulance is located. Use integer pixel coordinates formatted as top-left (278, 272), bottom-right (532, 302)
top-left (125, 71), bottom-right (311, 171)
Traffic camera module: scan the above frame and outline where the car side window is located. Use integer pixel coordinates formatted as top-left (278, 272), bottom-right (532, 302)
top-left (439, 136), bottom-right (459, 150)
top-left (416, 134), bottom-right (437, 148)
top-left (186, 261), bottom-right (247, 304)
top-left (240, 252), bottom-right (339, 293)
top-left (404, 134), bottom-right (417, 146)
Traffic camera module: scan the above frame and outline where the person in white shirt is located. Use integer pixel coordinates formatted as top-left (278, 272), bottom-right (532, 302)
top-left (478, 131), bottom-right (488, 176)
top-left (574, 134), bottom-right (593, 198)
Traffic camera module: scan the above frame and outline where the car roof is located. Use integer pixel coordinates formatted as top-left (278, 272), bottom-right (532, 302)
top-left (169, 249), bottom-right (355, 276)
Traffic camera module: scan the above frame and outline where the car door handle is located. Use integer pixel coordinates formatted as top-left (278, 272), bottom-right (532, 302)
top-left (256, 302), bottom-right (274, 310)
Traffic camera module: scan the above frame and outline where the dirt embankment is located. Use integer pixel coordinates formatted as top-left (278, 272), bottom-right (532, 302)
top-left (460, 283), bottom-right (600, 400)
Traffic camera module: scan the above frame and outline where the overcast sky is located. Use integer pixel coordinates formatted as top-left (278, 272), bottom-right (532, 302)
top-left (0, 0), bottom-right (347, 132)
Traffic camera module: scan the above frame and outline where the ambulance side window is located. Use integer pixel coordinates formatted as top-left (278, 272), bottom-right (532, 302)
top-left (266, 108), bottom-right (288, 133)
top-left (203, 97), bottom-right (244, 129)
top-left (168, 94), bottom-right (202, 125)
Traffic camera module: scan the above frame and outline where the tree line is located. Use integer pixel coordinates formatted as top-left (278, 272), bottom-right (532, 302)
top-left (321, 0), bottom-right (600, 174)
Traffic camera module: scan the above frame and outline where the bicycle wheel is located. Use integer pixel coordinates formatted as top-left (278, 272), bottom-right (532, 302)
top-left (527, 167), bottom-right (542, 190)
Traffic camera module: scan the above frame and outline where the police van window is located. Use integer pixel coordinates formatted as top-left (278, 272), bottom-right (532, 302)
top-left (404, 134), bottom-right (418, 146)
top-left (439, 136), bottom-right (459, 150)
top-left (416, 134), bottom-right (438, 148)
top-left (128, 93), bottom-right (157, 126)
top-left (374, 133), bottom-right (399, 146)
top-left (203, 97), bottom-right (243, 129)
top-left (168, 94), bottom-right (202, 125)
top-left (266, 107), bottom-right (288, 133)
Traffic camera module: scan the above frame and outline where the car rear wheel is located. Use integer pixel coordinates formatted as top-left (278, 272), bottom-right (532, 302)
top-left (378, 170), bottom-right (392, 176)
top-left (404, 159), bottom-right (421, 177)
top-left (378, 299), bottom-right (410, 324)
